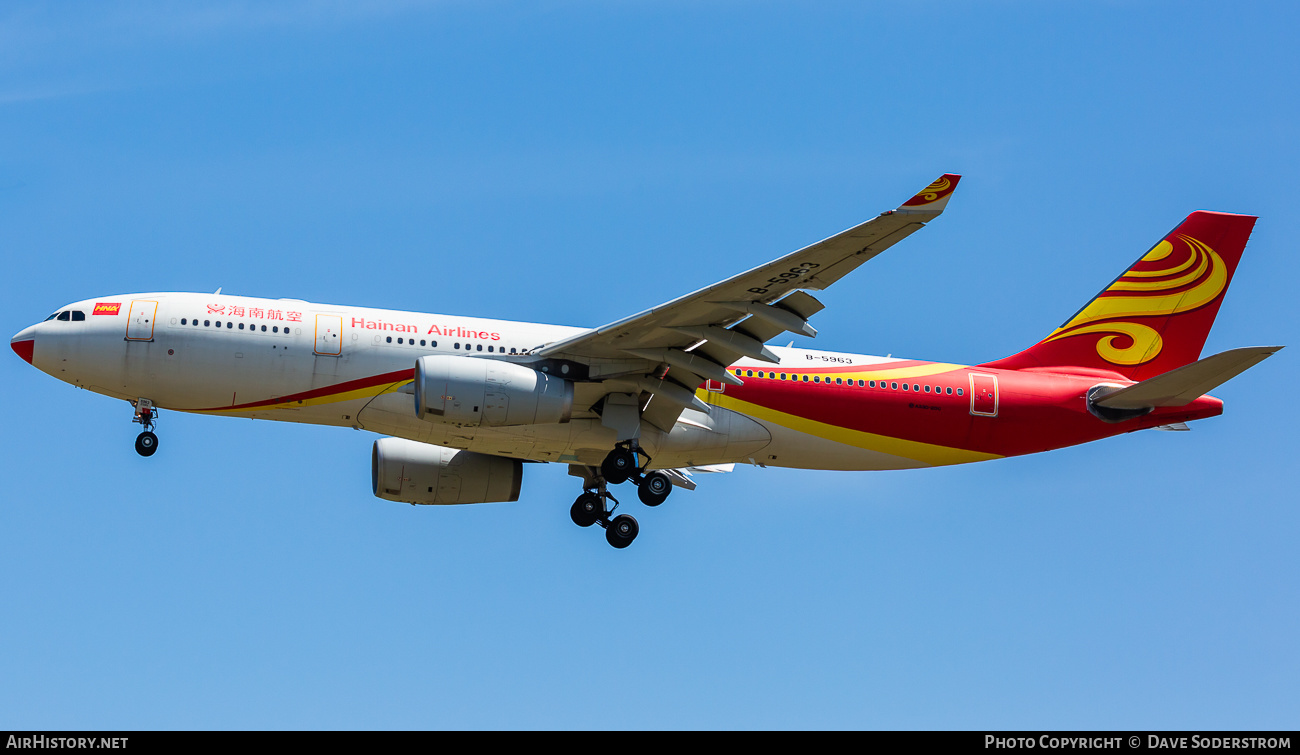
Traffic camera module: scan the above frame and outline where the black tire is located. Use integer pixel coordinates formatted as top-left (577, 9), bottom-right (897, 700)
top-left (637, 471), bottom-right (671, 507)
top-left (135, 431), bottom-right (158, 457)
top-left (601, 447), bottom-right (636, 485)
top-left (605, 514), bottom-right (639, 549)
top-left (569, 493), bottom-right (603, 528)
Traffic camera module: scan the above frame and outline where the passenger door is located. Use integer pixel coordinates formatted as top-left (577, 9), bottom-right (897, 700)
top-left (969, 373), bottom-right (999, 417)
top-left (125, 300), bottom-right (158, 341)
top-left (314, 314), bottom-right (343, 356)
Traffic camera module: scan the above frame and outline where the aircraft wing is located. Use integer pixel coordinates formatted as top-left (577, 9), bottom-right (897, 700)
top-left (535, 173), bottom-right (962, 431)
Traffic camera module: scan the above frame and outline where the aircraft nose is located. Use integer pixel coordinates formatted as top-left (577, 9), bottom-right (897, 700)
top-left (11, 325), bottom-right (36, 364)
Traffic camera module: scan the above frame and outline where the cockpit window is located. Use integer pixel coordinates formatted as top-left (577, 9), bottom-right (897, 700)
top-left (56, 311), bottom-right (70, 321)
top-left (44, 312), bottom-right (59, 321)
top-left (71, 311), bottom-right (85, 321)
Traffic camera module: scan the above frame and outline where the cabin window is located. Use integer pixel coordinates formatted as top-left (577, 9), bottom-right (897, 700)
top-left (946, 387), bottom-right (953, 395)
top-left (812, 376), bottom-right (820, 383)
top-left (454, 343), bottom-right (460, 349)
top-left (913, 384), bottom-right (919, 392)
top-left (386, 336), bottom-right (392, 343)
top-left (239, 323), bottom-right (245, 330)
top-left (431, 341), bottom-right (437, 347)
top-left (272, 326), bottom-right (278, 333)
top-left (204, 320), bottom-right (211, 327)
top-left (957, 388), bottom-right (964, 396)
top-left (181, 318), bottom-right (187, 325)
top-left (891, 382), bottom-right (898, 390)
top-left (261, 325), bottom-right (267, 332)
top-left (924, 385), bottom-right (931, 393)
top-left (477, 344), bottom-right (483, 352)
top-left (227, 322), bottom-right (233, 328)
top-left (835, 378), bottom-right (843, 385)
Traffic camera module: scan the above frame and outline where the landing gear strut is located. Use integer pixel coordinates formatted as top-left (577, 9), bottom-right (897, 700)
top-left (567, 443), bottom-right (678, 549)
top-left (600, 442), bottom-right (673, 507)
top-left (569, 482), bottom-right (641, 549)
top-left (132, 398), bottom-right (159, 457)
top-left (600, 444), bottom-right (638, 484)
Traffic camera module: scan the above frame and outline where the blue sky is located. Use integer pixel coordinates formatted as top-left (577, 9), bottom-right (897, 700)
top-left (2, 1), bottom-right (1297, 729)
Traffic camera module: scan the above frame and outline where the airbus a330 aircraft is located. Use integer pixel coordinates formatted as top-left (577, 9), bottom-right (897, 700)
top-left (11, 175), bottom-right (1281, 548)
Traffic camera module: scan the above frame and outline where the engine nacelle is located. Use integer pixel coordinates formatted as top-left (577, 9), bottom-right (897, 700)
top-left (372, 438), bottom-right (522, 505)
top-left (414, 355), bottom-right (573, 428)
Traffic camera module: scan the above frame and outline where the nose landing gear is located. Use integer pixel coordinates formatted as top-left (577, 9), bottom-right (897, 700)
top-left (132, 398), bottom-right (159, 457)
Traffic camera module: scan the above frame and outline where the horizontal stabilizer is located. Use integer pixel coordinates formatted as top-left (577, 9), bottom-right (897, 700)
top-left (1093, 346), bottom-right (1283, 410)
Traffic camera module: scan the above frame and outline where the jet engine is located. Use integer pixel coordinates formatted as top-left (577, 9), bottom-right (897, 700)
top-left (371, 437), bottom-right (522, 505)
top-left (413, 355), bottom-right (573, 427)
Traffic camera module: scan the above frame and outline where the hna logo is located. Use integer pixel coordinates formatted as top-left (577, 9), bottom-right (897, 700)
top-left (92, 302), bottom-right (121, 316)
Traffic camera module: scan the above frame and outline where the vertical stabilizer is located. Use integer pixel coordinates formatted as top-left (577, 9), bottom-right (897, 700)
top-left (983, 211), bottom-right (1257, 380)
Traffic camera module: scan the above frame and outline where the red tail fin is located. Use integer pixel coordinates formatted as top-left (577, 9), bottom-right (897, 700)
top-left (983, 211), bottom-right (1257, 380)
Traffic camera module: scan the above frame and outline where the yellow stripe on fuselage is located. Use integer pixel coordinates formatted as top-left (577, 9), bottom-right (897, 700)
top-left (702, 389), bottom-right (1003, 467)
top-left (192, 380), bottom-right (411, 415)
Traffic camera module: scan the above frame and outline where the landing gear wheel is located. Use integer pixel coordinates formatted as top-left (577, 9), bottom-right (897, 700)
top-left (570, 493), bottom-right (604, 528)
top-left (638, 471), bottom-right (672, 507)
top-left (601, 447), bottom-right (637, 485)
top-left (135, 431), bottom-right (158, 457)
top-left (605, 514), bottom-right (639, 549)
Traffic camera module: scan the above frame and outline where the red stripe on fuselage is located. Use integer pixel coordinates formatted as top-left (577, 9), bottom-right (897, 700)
top-left (191, 368), bottom-right (415, 412)
top-left (721, 362), bottom-right (1223, 458)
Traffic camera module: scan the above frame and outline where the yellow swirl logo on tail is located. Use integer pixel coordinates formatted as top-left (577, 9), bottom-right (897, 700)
top-left (1041, 235), bottom-right (1226, 366)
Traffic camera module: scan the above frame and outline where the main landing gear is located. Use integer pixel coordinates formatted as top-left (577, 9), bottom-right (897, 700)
top-left (603, 442), bottom-right (673, 508)
top-left (569, 487), bottom-right (640, 549)
top-left (132, 398), bottom-right (159, 457)
top-left (569, 442), bottom-right (675, 549)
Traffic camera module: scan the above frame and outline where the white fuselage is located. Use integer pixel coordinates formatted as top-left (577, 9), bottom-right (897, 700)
top-left (16, 292), bottom-right (944, 472)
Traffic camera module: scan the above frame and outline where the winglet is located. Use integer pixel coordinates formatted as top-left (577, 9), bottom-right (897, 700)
top-left (899, 173), bottom-right (961, 213)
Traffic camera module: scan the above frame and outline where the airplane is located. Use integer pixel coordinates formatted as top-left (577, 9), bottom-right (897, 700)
top-left (10, 174), bottom-right (1282, 549)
